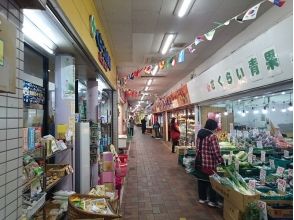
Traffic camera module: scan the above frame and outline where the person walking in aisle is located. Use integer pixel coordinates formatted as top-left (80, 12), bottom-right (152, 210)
top-left (128, 117), bottom-right (135, 136)
top-left (170, 117), bottom-right (180, 153)
top-left (141, 116), bottom-right (147, 134)
top-left (153, 120), bottom-right (160, 139)
top-left (195, 119), bottom-right (223, 207)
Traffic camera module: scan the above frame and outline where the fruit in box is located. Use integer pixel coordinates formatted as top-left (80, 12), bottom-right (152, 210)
top-left (217, 132), bottom-right (228, 142)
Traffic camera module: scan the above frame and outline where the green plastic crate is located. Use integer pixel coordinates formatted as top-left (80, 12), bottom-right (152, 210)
top-left (178, 155), bottom-right (184, 166)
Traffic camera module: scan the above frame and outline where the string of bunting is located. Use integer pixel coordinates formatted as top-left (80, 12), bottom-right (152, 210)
top-left (118, 0), bottom-right (285, 87)
top-left (122, 86), bottom-right (158, 98)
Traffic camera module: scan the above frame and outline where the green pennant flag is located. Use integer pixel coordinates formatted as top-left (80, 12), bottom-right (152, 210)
top-left (166, 57), bottom-right (173, 69)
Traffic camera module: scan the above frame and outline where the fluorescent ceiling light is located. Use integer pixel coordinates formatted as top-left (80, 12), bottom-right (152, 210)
top-left (177, 0), bottom-right (194, 18)
top-left (147, 79), bottom-right (153, 86)
top-left (151, 65), bottom-right (159, 76)
top-left (145, 86), bottom-right (149, 91)
top-left (23, 12), bottom-right (57, 54)
top-left (160, 33), bottom-right (177, 55)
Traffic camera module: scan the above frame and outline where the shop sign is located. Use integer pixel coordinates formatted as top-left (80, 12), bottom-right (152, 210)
top-left (23, 81), bottom-right (45, 105)
top-left (89, 15), bottom-right (111, 72)
top-left (152, 84), bottom-right (191, 113)
top-left (206, 48), bottom-right (281, 93)
top-left (187, 16), bottom-right (292, 104)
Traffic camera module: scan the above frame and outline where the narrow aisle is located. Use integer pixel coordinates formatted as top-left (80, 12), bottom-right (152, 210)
top-left (121, 128), bottom-right (223, 220)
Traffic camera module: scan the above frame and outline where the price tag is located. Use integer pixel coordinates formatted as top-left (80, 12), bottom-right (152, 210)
top-left (284, 150), bottom-right (290, 158)
top-left (243, 131), bottom-right (249, 138)
top-left (249, 147), bottom-right (253, 154)
top-left (289, 169), bottom-right (293, 177)
top-left (248, 179), bottom-right (256, 190)
top-left (260, 169), bottom-right (266, 184)
top-left (253, 128), bottom-right (259, 136)
top-left (237, 130), bottom-right (242, 137)
top-left (277, 179), bottom-right (287, 193)
top-left (269, 159), bottom-right (275, 169)
top-left (257, 200), bottom-right (268, 220)
top-left (235, 160), bottom-right (240, 172)
top-left (248, 153), bottom-right (253, 164)
top-left (276, 166), bottom-right (285, 175)
top-left (257, 141), bottom-right (263, 149)
top-left (261, 151), bottom-right (266, 162)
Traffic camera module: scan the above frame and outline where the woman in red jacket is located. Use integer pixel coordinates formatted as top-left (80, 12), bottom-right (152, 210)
top-left (195, 119), bottom-right (223, 207)
top-left (170, 117), bottom-right (180, 153)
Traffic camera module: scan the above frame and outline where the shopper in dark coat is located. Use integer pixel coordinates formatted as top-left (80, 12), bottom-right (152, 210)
top-left (141, 117), bottom-right (147, 134)
top-left (170, 117), bottom-right (180, 153)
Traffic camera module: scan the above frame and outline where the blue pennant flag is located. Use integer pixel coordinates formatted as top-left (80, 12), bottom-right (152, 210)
top-left (178, 50), bottom-right (185, 63)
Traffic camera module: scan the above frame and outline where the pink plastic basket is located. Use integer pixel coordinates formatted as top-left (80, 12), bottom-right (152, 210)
top-left (115, 162), bottom-right (128, 177)
top-left (118, 154), bottom-right (128, 163)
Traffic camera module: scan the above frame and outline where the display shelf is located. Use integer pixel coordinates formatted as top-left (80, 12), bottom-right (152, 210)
top-left (45, 146), bottom-right (73, 160)
top-left (45, 173), bottom-right (72, 192)
top-left (23, 175), bottom-right (42, 193)
top-left (24, 193), bottom-right (47, 218)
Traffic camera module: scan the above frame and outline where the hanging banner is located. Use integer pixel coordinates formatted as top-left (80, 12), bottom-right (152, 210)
top-left (61, 56), bottom-right (75, 100)
top-left (187, 16), bottom-right (292, 104)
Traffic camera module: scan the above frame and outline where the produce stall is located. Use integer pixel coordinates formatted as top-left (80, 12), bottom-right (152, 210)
top-left (178, 90), bottom-right (293, 220)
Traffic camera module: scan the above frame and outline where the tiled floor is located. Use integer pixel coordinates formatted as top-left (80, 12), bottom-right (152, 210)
top-left (120, 128), bottom-right (223, 220)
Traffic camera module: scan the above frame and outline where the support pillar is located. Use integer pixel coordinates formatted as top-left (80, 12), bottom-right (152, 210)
top-left (55, 55), bottom-right (75, 190)
top-left (87, 80), bottom-right (98, 187)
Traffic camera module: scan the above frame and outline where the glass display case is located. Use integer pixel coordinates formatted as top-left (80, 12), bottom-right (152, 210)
top-left (168, 107), bottom-right (195, 145)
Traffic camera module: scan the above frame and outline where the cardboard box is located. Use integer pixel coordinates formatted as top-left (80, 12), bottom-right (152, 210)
top-left (102, 161), bottom-right (114, 171)
top-left (175, 146), bottom-right (187, 155)
top-left (104, 183), bottom-right (114, 192)
top-left (267, 201), bottom-right (293, 219)
top-left (210, 177), bottom-right (260, 212)
top-left (224, 200), bottom-right (242, 220)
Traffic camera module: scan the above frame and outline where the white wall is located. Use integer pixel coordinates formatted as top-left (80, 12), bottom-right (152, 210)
top-left (163, 2), bottom-right (293, 97)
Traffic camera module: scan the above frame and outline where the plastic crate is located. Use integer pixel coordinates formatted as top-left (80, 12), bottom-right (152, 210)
top-left (178, 155), bottom-right (184, 166)
top-left (269, 157), bottom-right (292, 169)
top-left (25, 192), bottom-right (46, 218)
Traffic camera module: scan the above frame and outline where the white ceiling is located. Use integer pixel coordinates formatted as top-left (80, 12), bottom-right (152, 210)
top-left (95, 0), bottom-right (272, 106)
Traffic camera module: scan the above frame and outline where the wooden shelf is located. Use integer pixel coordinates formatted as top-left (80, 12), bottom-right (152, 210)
top-left (45, 173), bottom-right (72, 192)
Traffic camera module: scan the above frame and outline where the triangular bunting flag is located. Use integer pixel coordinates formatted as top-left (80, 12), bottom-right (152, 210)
top-left (171, 57), bottom-right (176, 67)
top-left (187, 45), bottom-right (196, 53)
top-left (165, 57), bottom-right (172, 68)
top-left (268, 0), bottom-right (286, 7)
top-left (243, 3), bottom-right (261, 21)
top-left (224, 20), bottom-right (230, 25)
top-left (133, 68), bottom-right (142, 77)
top-left (204, 29), bottom-right (216, 41)
top-left (234, 16), bottom-right (244, 23)
top-left (144, 65), bottom-right (152, 74)
top-left (159, 60), bottom-right (165, 69)
top-left (178, 50), bottom-right (185, 63)
top-left (195, 35), bottom-right (205, 45)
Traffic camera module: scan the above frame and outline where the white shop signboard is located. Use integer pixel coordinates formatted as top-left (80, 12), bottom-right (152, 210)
top-left (187, 16), bottom-right (293, 103)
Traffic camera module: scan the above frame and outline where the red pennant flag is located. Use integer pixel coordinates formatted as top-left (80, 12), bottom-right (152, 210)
top-left (133, 68), bottom-right (143, 77)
